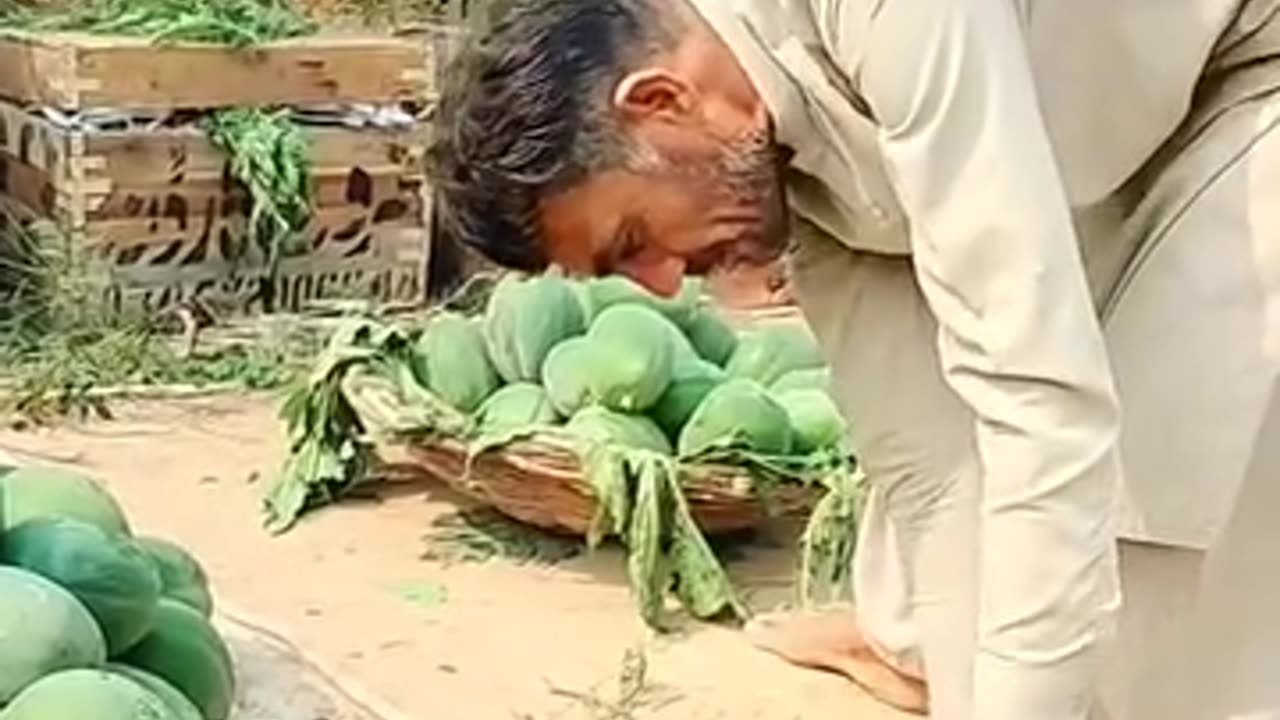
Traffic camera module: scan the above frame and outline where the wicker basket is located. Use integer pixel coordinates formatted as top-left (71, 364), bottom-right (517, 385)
top-left (401, 434), bottom-right (819, 536)
top-left (344, 300), bottom-right (822, 537)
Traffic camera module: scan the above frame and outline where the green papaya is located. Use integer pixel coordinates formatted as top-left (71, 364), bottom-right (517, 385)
top-left (576, 275), bottom-right (702, 328)
top-left (3, 518), bottom-right (162, 657)
top-left (118, 599), bottom-right (236, 720)
top-left (649, 359), bottom-right (725, 440)
top-left (583, 305), bottom-right (675, 412)
top-left (106, 664), bottom-right (204, 720)
top-left (0, 669), bottom-right (173, 720)
top-left (775, 388), bottom-right (848, 453)
top-left (540, 337), bottom-right (593, 416)
top-left (0, 465), bottom-right (131, 536)
top-left (770, 367), bottom-right (832, 395)
top-left (483, 274), bottom-right (586, 383)
top-left (474, 383), bottom-right (559, 435)
top-left (135, 537), bottom-right (214, 618)
top-left (412, 311), bottom-right (501, 412)
top-left (725, 323), bottom-right (825, 386)
top-left (678, 378), bottom-right (794, 456)
top-left (684, 309), bottom-right (739, 366)
top-left (565, 406), bottom-right (673, 454)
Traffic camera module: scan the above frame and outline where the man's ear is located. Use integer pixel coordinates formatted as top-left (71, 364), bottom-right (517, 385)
top-left (613, 69), bottom-right (698, 123)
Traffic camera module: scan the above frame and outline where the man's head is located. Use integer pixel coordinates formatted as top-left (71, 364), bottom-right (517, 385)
top-left (429, 0), bottom-right (788, 297)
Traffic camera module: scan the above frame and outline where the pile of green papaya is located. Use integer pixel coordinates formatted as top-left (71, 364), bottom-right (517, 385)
top-left (0, 465), bottom-right (234, 720)
top-left (411, 273), bottom-right (849, 461)
top-left (270, 271), bottom-right (863, 628)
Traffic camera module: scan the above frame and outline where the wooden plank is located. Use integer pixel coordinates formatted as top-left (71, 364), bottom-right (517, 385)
top-left (84, 126), bottom-right (425, 188)
top-left (0, 33), bottom-right (78, 109)
top-left (107, 263), bottom-right (424, 317)
top-left (0, 152), bottom-right (58, 217)
top-left (84, 202), bottom-right (422, 255)
top-left (81, 172), bottom-right (418, 220)
top-left (0, 31), bottom-right (434, 110)
top-left (96, 220), bottom-right (423, 282)
top-left (103, 225), bottom-right (424, 316)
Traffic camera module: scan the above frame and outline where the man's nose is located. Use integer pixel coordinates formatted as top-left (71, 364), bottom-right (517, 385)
top-left (620, 254), bottom-right (688, 298)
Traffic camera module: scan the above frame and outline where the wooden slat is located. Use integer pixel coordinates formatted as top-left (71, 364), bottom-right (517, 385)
top-left (84, 202), bottom-right (421, 254)
top-left (83, 125), bottom-right (425, 188)
top-left (96, 221), bottom-right (423, 282)
top-left (0, 33), bottom-right (79, 109)
top-left (81, 172), bottom-right (419, 220)
top-left (104, 225), bottom-right (424, 316)
top-left (0, 31), bottom-right (434, 110)
top-left (0, 152), bottom-right (59, 217)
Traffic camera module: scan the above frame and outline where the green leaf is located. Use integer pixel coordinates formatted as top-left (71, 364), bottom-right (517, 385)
top-left (798, 468), bottom-right (865, 606)
top-left (465, 422), bottom-right (547, 462)
top-left (627, 456), bottom-right (672, 629)
top-left (665, 461), bottom-right (747, 621)
top-left (582, 445), bottom-right (632, 549)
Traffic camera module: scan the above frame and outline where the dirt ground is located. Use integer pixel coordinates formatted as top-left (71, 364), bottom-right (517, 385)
top-left (0, 394), bottom-right (911, 720)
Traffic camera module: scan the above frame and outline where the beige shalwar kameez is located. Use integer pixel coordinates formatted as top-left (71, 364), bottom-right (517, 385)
top-left (682, 1), bottom-right (1280, 718)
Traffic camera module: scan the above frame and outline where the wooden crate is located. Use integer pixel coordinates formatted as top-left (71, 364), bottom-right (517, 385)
top-left (0, 100), bottom-right (429, 316)
top-left (0, 30), bottom-right (434, 110)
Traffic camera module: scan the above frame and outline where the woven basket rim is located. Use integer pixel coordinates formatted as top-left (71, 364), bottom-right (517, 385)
top-left (418, 428), bottom-right (809, 489)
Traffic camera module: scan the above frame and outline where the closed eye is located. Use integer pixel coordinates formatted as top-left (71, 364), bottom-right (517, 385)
top-left (595, 219), bottom-right (645, 273)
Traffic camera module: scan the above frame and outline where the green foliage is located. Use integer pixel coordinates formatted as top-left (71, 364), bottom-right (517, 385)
top-left (202, 108), bottom-right (312, 313)
top-left (0, 0), bottom-right (316, 46)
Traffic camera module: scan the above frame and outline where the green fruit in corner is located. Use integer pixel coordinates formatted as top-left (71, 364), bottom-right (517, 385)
top-left (649, 359), bottom-right (726, 440)
top-left (684, 309), bottom-right (739, 366)
top-left (0, 465), bottom-right (131, 535)
top-left (474, 382), bottom-right (559, 435)
top-left (565, 406), bottom-right (674, 455)
top-left (576, 275), bottom-right (702, 328)
top-left (0, 669), bottom-right (174, 720)
top-left (677, 378), bottom-right (794, 457)
top-left (775, 388), bottom-right (848, 453)
top-left (725, 323), bottom-right (825, 386)
top-left (583, 305), bottom-right (675, 412)
top-left (412, 311), bottom-right (501, 413)
top-left (770, 367), bottom-right (832, 395)
top-left (107, 664), bottom-right (203, 720)
top-left (3, 518), bottom-right (162, 657)
top-left (483, 274), bottom-right (586, 383)
top-left (136, 537), bottom-right (214, 618)
top-left (541, 336), bottom-right (593, 416)
top-left (0, 566), bottom-right (107, 704)
top-left (119, 599), bottom-right (235, 720)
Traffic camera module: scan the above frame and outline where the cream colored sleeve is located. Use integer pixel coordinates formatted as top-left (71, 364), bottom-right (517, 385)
top-left (858, 0), bottom-right (1122, 717)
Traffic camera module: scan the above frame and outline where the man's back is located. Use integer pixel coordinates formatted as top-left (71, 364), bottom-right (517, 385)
top-left (706, 0), bottom-right (1264, 215)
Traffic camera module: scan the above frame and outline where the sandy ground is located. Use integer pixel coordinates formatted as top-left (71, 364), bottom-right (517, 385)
top-left (0, 394), bottom-right (910, 720)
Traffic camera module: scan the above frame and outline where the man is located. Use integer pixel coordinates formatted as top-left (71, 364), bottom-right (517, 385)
top-left (429, 0), bottom-right (1280, 718)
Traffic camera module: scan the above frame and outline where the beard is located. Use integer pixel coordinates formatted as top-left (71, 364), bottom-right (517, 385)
top-left (626, 123), bottom-right (791, 268)
top-left (715, 124), bottom-right (790, 260)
